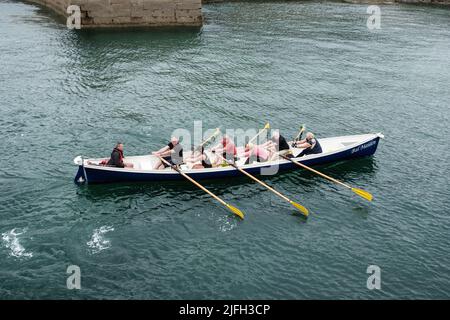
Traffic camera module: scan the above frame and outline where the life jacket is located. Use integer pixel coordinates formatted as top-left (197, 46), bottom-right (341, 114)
top-left (116, 148), bottom-right (124, 161)
top-left (101, 148), bottom-right (124, 166)
top-left (305, 137), bottom-right (322, 154)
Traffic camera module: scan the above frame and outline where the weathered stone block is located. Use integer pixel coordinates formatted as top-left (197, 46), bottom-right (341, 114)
top-left (111, 3), bottom-right (131, 10)
top-left (85, 8), bottom-right (113, 18)
top-left (131, 7), bottom-right (144, 17)
top-left (111, 3), bottom-right (132, 16)
top-left (176, 9), bottom-right (199, 17)
top-left (144, 14), bottom-right (175, 23)
top-left (143, 0), bottom-right (175, 10)
top-left (70, 0), bottom-right (89, 6)
top-left (130, 16), bottom-right (144, 23)
top-left (82, 0), bottom-right (110, 13)
top-left (176, 0), bottom-right (201, 10)
top-left (151, 8), bottom-right (175, 17)
top-left (93, 16), bottom-right (113, 24)
top-left (112, 16), bottom-right (132, 24)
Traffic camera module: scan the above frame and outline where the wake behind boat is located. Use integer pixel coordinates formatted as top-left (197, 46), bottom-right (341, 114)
top-left (74, 132), bottom-right (384, 185)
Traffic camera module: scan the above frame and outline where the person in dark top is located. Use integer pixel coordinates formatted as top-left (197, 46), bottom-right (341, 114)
top-left (293, 132), bottom-right (323, 157)
top-left (106, 143), bottom-right (134, 168)
top-left (272, 131), bottom-right (290, 151)
top-left (186, 146), bottom-right (213, 169)
top-left (262, 131), bottom-right (292, 159)
top-left (152, 137), bottom-right (184, 169)
top-left (200, 146), bottom-right (213, 168)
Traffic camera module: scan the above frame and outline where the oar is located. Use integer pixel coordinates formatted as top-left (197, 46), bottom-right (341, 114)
top-left (248, 123), bottom-right (270, 144)
top-left (293, 124), bottom-right (306, 142)
top-left (280, 153), bottom-right (373, 202)
top-left (200, 128), bottom-right (221, 147)
top-left (158, 156), bottom-right (244, 219)
top-left (215, 153), bottom-right (309, 217)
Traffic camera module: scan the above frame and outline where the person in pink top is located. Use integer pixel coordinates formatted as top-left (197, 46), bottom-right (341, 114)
top-left (239, 143), bottom-right (271, 164)
top-left (211, 134), bottom-right (237, 162)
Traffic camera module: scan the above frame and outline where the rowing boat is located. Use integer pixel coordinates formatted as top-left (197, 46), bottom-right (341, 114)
top-left (73, 132), bottom-right (384, 184)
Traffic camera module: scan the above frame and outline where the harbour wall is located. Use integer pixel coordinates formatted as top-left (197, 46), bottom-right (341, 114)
top-left (26, 0), bottom-right (203, 27)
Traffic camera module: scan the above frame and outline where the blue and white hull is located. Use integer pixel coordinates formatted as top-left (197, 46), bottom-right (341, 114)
top-left (74, 133), bottom-right (384, 184)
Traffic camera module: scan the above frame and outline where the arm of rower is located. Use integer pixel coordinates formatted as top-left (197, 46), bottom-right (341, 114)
top-left (239, 150), bottom-right (251, 158)
top-left (212, 145), bottom-right (224, 153)
top-left (159, 149), bottom-right (172, 157)
top-left (152, 145), bottom-right (170, 155)
top-left (296, 142), bottom-right (311, 149)
top-left (189, 153), bottom-right (202, 162)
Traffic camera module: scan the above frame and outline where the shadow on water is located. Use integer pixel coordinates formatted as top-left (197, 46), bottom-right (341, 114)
top-left (263, 156), bottom-right (378, 184)
top-left (76, 174), bottom-right (254, 202)
top-left (69, 26), bottom-right (203, 50)
top-left (56, 25), bottom-right (203, 95)
top-left (76, 156), bottom-right (378, 201)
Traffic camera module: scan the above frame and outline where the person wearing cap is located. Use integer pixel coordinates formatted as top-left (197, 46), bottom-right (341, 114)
top-left (293, 132), bottom-right (323, 157)
top-left (152, 137), bottom-right (184, 170)
top-left (211, 134), bottom-right (237, 162)
top-left (105, 142), bottom-right (134, 168)
top-left (239, 143), bottom-right (271, 164)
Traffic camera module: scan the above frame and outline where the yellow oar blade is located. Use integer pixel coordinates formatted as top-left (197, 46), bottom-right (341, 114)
top-left (290, 201), bottom-right (309, 217)
top-left (226, 204), bottom-right (245, 220)
top-left (351, 188), bottom-right (373, 202)
top-left (264, 123), bottom-right (270, 130)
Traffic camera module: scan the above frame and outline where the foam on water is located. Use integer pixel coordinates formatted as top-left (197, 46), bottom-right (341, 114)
top-left (1, 228), bottom-right (33, 258)
top-left (87, 226), bottom-right (114, 254)
top-left (218, 217), bottom-right (237, 232)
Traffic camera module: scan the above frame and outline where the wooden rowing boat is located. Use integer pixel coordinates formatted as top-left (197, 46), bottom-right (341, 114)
top-left (73, 132), bottom-right (384, 184)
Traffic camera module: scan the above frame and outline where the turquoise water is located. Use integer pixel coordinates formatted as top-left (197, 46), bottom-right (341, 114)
top-left (0, 0), bottom-right (449, 299)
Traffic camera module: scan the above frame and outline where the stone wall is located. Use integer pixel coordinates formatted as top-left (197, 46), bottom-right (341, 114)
top-left (27, 0), bottom-right (203, 27)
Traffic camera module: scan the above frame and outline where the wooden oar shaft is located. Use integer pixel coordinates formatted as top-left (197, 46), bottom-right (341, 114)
top-left (248, 124), bottom-right (269, 144)
top-left (200, 128), bottom-right (220, 147)
top-left (294, 127), bottom-right (305, 141)
top-left (217, 154), bottom-right (291, 203)
top-left (159, 157), bottom-right (227, 206)
top-left (281, 155), bottom-right (351, 190)
top-left (248, 131), bottom-right (262, 144)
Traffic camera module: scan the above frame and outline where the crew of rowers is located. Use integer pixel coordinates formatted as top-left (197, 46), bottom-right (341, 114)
top-left (105, 131), bottom-right (322, 169)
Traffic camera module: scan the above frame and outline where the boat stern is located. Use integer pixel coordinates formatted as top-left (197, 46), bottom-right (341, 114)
top-left (73, 156), bottom-right (87, 184)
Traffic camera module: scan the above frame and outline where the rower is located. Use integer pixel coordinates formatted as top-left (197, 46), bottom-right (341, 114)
top-left (262, 131), bottom-right (291, 158)
top-left (239, 143), bottom-right (271, 165)
top-left (293, 132), bottom-right (322, 157)
top-left (211, 135), bottom-right (237, 163)
top-left (103, 142), bottom-right (134, 168)
top-left (152, 136), bottom-right (184, 170)
top-left (186, 146), bottom-right (213, 169)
